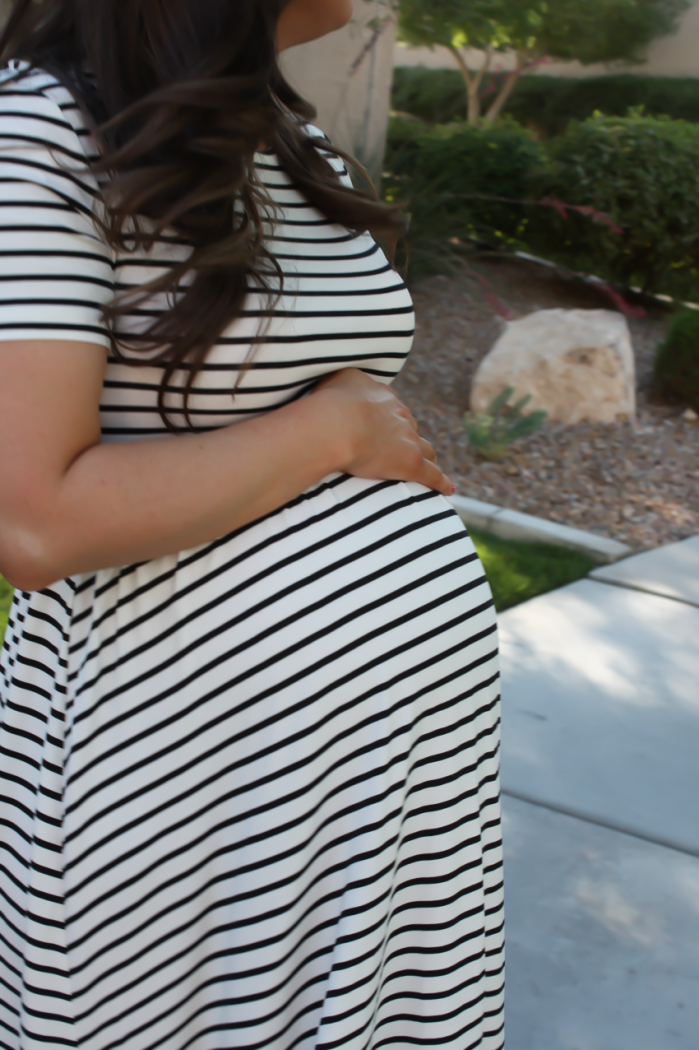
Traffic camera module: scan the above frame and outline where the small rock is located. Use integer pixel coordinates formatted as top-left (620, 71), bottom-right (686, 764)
top-left (471, 308), bottom-right (636, 425)
top-left (682, 407), bottom-right (698, 422)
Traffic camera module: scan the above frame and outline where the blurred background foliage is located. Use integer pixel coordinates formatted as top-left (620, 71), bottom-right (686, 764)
top-left (654, 307), bottom-right (699, 409)
top-left (0, 576), bottom-right (12, 644)
top-left (531, 112), bottom-right (699, 298)
top-left (392, 66), bottom-right (699, 135)
top-left (385, 115), bottom-right (542, 269)
top-left (385, 0), bottom-right (699, 306)
top-left (396, 0), bottom-right (690, 124)
top-left (386, 70), bottom-right (699, 303)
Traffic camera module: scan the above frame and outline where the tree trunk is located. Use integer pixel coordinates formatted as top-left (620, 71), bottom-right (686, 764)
top-left (468, 85), bottom-right (481, 124)
top-left (447, 44), bottom-right (493, 125)
top-left (483, 51), bottom-right (528, 125)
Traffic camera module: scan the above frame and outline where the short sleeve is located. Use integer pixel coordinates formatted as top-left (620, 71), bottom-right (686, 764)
top-left (0, 69), bottom-right (114, 348)
top-left (304, 123), bottom-right (354, 190)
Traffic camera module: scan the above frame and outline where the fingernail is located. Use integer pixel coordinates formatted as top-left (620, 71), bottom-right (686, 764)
top-left (451, 485), bottom-right (456, 495)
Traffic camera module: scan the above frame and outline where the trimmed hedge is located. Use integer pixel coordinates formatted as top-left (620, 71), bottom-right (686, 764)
top-left (654, 309), bottom-right (699, 409)
top-left (385, 110), bottom-right (699, 299)
top-left (392, 68), bottom-right (471, 125)
top-left (529, 112), bottom-right (699, 298)
top-left (392, 67), bottom-right (699, 137)
top-left (510, 74), bottom-right (699, 137)
top-left (385, 117), bottom-right (543, 272)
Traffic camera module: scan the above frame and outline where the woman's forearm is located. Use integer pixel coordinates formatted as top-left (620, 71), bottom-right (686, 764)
top-left (18, 393), bottom-right (345, 590)
top-left (0, 344), bottom-right (449, 592)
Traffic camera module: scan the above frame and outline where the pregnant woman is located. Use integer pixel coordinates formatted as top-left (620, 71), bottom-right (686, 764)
top-left (0, 0), bottom-right (504, 1046)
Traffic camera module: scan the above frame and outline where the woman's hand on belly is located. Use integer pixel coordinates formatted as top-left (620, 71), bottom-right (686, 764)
top-left (311, 368), bottom-right (453, 497)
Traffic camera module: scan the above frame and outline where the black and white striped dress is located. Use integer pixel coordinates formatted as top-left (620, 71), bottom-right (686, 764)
top-left (0, 65), bottom-right (504, 1050)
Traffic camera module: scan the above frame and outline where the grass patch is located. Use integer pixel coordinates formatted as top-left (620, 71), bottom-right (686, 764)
top-left (469, 528), bottom-right (598, 612)
top-left (0, 575), bottom-right (13, 645)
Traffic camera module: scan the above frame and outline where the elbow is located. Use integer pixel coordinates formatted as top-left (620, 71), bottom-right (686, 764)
top-left (0, 527), bottom-right (61, 593)
top-left (2, 567), bottom-right (57, 595)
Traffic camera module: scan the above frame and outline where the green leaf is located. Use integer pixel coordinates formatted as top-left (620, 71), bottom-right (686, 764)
top-left (464, 386), bottom-right (546, 460)
top-left (487, 386), bottom-right (516, 415)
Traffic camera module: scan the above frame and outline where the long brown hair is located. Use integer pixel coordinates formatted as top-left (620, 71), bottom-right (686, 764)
top-left (0, 0), bottom-right (404, 427)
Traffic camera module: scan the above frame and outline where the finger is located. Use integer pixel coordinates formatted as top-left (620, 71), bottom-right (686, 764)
top-left (419, 437), bottom-right (437, 464)
top-left (397, 404), bottom-right (419, 432)
top-left (413, 458), bottom-right (454, 497)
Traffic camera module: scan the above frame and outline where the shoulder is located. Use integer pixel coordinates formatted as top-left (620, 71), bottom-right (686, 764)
top-left (0, 61), bottom-right (100, 204)
top-left (0, 62), bottom-right (87, 133)
top-left (303, 123), bottom-right (352, 188)
top-left (0, 62), bottom-right (93, 161)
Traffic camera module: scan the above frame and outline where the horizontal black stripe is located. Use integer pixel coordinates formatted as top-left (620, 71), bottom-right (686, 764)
top-left (247, 282), bottom-right (408, 298)
top-left (0, 295), bottom-right (107, 309)
top-left (0, 106), bottom-right (77, 132)
top-left (0, 272), bottom-right (114, 288)
top-left (126, 306), bottom-right (414, 322)
top-left (0, 248), bottom-right (112, 264)
top-left (0, 200), bottom-right (75, 212)
top-left (0, 154), bottom-right (99, 198)
top-left (0, 322), bottom-right (106, 335)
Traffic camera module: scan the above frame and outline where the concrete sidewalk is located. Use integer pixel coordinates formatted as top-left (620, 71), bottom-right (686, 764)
top-left (497, 536), bottom-right (699, 1050)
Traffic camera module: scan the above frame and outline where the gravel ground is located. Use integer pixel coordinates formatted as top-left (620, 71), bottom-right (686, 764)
top-left (393, 254), bottom-right (699, 552)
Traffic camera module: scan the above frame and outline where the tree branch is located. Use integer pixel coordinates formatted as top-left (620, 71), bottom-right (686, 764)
top-left (447, 42), bottom-right (474, 89)
top-left (447, 42), bottom-right (493, 124)
top-left (484, 48), bottom-right (528, 125)
top-left (473, 43), bottom-right (494, 95)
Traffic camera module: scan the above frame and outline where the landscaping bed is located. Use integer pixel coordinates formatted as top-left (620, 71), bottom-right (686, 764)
top-left (393, 254), bottom-right (699, 552)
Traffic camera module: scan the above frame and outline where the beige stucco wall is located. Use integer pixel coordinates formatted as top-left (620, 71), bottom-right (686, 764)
top-left (0, 0), bottom-right (397, 181)
top-left (394, 0), bottom-right (699, 79)
top-left (280, 0), bottom-right (396, 180)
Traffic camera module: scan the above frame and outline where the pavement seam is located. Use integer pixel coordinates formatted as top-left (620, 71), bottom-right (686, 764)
top-left (587, 574), bottom-right (699, 609)
top-left (501, 788), bottom-right (699, 859)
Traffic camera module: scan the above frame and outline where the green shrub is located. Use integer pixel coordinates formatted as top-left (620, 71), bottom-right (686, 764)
top-left (392, 67), bottom-right (468, 124)
top-left (392, 67), bottom-right (699, 137)
top-left (508, 74), bottom-right (699, 138)
top-left (385, 117), bottom-right (544, 272)
top-left (654, 308), bottom-right (699, 409)
top-left (528, 112), bottom-right (699, 298)
top-left (386, 105), bottom-right (699, 301)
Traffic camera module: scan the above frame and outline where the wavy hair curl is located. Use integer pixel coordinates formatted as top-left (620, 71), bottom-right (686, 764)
top-left (0, 0), bottom-right (404, 427)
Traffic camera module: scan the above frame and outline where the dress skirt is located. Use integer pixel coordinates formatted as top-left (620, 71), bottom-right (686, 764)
top-left (0, 476), bottom-right (504, 1049)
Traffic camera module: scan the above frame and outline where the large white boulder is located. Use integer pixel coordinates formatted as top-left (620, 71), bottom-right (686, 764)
top-left (471, 308), bottom-right (637, 425)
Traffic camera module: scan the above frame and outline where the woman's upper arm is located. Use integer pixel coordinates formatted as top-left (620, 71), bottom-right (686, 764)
top-left (0, 79), bottom-right (115, 580)
top-left (0, 340), bottom-right (107, 582)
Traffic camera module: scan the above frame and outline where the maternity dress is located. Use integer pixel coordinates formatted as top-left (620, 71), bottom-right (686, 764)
top-left (0, 64), bottom-right (505, 1050)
